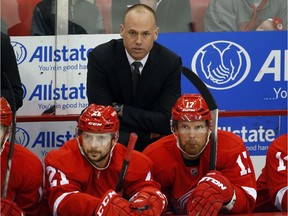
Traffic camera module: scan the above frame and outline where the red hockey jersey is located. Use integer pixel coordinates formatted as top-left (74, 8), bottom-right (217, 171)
top-left (43, 139), bottom-right (161, 215)
top-left (1, 142), bottom-right (43, 215)
top-left (255, 133), bottom-right (288, 212)
top-left (143, 130), bottom-right (257, 214)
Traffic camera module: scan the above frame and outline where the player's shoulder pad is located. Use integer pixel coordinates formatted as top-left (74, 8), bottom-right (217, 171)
top-left (143, 134), bottom-right (176, 156)
top-left (217, 130), bottom-right (246, 152)
top-left (131, 150), bottom-right (153, 166)
top-left (44, 139), bottom-right (84, 171)
top-left (143, 134), bottom-right (179, 160)
top-left (268, 133), bottom-right (288, 155)
top-left (9, 143), bottom-right (43, 179)
top-left (13, 143), bottom-right (42, 163)
top-left (113, 144), bottom-right (153, 173)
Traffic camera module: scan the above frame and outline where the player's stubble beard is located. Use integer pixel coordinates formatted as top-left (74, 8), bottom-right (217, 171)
top-left (86, 144), bottom-right (113, 167)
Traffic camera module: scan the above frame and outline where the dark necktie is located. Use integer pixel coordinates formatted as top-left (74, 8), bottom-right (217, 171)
top-left (131, 61), bottom-right (142, 95)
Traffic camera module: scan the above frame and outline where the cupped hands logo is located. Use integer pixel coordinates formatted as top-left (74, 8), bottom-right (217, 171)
top-left (11, 41), bottom-right (27, 65)
top-left (191, 40), bottom-right (250, 90)
top-left (15, 127), bottom-right (30, 147)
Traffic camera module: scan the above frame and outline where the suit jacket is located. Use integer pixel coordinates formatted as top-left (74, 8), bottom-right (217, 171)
top-left (1, 32), bottom-right (23, 111)
top-left (87, 39), bottom-right (181, 151)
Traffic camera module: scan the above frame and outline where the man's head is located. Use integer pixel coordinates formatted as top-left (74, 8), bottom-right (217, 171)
top-left (0, 97), bottom-right (12, 149)
top-left (120, 4), bottom-right (159, 61)
top-left (77, 104), bottom-right (119, 169)
top-left (171, 94), bottom-right (212, 160)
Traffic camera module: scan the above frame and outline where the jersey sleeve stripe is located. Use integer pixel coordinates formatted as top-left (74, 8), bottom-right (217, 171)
top-left (242, 186), bottom-right (257, 201)
top-left (53, 191), bottom-right (79, 216)
top-left (274, 186), bottom-right (288, 211)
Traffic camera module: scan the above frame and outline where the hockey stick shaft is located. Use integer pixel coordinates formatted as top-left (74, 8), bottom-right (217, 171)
top-left (115, 133), bottom-right (138, 193)
top-left (2, 73), bottom-right (17, 198)
top-left (182, 66), bottom-right (218, 170)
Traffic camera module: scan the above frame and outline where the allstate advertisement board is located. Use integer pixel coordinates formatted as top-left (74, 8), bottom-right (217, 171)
top-left (158, 31), bottom-right (287, 110)
top-left (11, 34), bottom-right (121, 116)
top-left (10, 32), bottom-right (287, 165)
top-left (11, 31), bottom-right (287, 115)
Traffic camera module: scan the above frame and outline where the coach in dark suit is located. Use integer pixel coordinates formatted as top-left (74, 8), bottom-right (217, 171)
top-left (87, 4), bottom-right (181, 151)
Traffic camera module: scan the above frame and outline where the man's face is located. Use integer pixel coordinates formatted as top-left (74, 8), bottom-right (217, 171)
top-left (81, 132), bottom-right (113, 167)
top-left (120, 9), bottom-right (159, 60)
top-left (177, 120), bottom-right (210, 157)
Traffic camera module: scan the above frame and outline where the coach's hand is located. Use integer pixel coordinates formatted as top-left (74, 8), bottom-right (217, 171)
top-left (1, 198), bottom-right (25, 216)
top-left (188, 170), bottom-right (236, 216)
top-left (94, 190), bottom-right (138, 216)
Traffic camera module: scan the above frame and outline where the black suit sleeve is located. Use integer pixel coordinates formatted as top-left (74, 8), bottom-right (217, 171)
top-left (1, 32), bottom-right (23, 111)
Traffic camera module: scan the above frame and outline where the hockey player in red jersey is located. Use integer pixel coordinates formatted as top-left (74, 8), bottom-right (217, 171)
top-left (43, 104), bottom-right (167, 216)
top-left (0, 97), bottom-right (43, 215)
top-left (143, 94), bottom-right (257, 215)
top-left (254, 133), bottom-right (287, 212)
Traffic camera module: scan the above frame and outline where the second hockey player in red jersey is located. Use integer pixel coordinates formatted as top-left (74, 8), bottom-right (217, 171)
top-left (42, 104), bottom-right (167, 215)
top-left (254, 133), bottom-right (287, 212)
top-left (143, 94), bottom-right (257, 215)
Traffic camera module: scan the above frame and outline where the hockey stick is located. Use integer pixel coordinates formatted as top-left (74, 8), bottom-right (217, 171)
top-left (115, 133), bottom-right (138, 193)
top-left (1, 73), bottom-right (17, 199)
top-left (182, 66), bottom-right (218, 170)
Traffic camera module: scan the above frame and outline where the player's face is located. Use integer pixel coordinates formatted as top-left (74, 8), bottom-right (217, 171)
top-left (81, 132), bottom-right (114, 167)
top-left (177, 120), bottom-right (209, 158)
top-left (0, 125), bottom-right (8, 148)
top-left (120, 9), bottom-right (159, 60)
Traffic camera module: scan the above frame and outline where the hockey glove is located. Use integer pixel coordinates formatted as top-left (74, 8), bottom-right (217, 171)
top-left (94, 190), bottom-right (137, 216)
top-left (1, 198), bottom-right (25, 216)
top-left (188, 170), bottom-right (236, 216)
top-left (130, 187), bottom-right (167, 216)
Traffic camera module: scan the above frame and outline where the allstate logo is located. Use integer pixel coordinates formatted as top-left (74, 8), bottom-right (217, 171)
top-left (15, 127), bottom-right (30, 147)
top-left (11, 41), bottom-right (27, 65)
top-left (191, 40), bottom-right (250, 90)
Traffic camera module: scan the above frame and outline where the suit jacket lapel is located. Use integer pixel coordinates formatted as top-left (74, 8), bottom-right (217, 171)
top-left (114, 41), bottom-right (134, 103)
